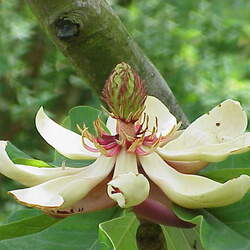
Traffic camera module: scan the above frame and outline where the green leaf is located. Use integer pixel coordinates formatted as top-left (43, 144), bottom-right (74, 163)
top-left (5, 142), bottom-right (53, 168)
top-left (173, 193), bottom-right (250, 250)
top-left (99, 213), bottom-right (139, 250)
top-left (7, 209), bottom-right (43, 223)
top-left (199, 151), bottom-right (250, 182)
top-left (200, 151), bottom-right (250, 173)
top-left (69, 106), bottom-right (102, 134)
top-left (0, 207), bottom-right (122, 250)
top-left (0, 212), bottom-right (59, 240)
top-left (99, 212), bottom-right (203, 250)
top-left (12, 158), bottom-right (53, 168)
top-left (200, 168), bottom-right (250, 182)
top-left (162, 226), bottom-right (203, 250)
top-left (207, 193), bottom-right (250, 238)
top-left (6, 142), bottom-right (31, 160)
top-left (53, 151), bottom-right (94, 168)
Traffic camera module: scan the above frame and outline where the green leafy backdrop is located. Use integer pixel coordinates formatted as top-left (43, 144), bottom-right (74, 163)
top-left (1, 0), bottom-right (250, 249)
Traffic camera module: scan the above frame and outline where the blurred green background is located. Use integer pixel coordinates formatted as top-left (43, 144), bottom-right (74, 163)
top-left (0, 0), bottom-right (250, 222)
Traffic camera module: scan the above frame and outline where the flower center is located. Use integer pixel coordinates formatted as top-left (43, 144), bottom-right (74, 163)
top-left (79, 115), bottom-right (170, 157)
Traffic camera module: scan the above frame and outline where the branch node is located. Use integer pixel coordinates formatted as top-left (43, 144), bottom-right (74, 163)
top-left (55, 17), bottom-right (80, 40)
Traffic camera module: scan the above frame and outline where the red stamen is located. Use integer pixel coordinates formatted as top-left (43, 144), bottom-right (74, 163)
top-left (82, 138), bottom-right (100, 152)
top-left (143, 135), bottom-right (158, 146)
top-left (135, 124), bottom-right (143, 135)
top-left (135, 146), bottom-right (149, 156)
top-left (106, 145), bottom-right (121, 157)
top-left (97, 134), bottom-right (118, 145)
top-left (103, 141), bottom-right (119, 150)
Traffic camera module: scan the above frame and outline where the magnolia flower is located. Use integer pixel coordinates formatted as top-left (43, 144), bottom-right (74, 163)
top-left (1, 63), bottom-right (250, 227)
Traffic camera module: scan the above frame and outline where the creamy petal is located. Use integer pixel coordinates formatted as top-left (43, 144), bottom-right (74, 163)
top-left (108, 150), bottom-right (149, 207)
top-left (0, 141), bottom-right (82, 186)
top-left (46, 177), bottom-right (116, 218)
top-left (166, 160), bottom-right (208, 174)
top-left (135, 180), bottom-right (193, 227)
top-left (143, 96), bottom-right (177, 136)
top-left (160, 100), bottom-right (249, 162)
top-left (108, 172), bottom-right (149, 208)
top-left (36, 107), bottom-right (99, 160)
top-left (9, 156), bottom-right (115, 209)
top-left (140, 153), bottom-right (250, 209)
top-left (113, 149), bottom-right (138, 177)
top-left (159, 133), bottom-right (250, 162)
top-left (106, 116), bottom-right (117, 135)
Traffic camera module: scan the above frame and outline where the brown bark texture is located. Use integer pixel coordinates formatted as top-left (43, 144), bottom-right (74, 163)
top-left (27, 0), bottom-right (188, 126)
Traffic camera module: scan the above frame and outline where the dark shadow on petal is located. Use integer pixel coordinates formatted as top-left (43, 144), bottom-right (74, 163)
top-left (46, 175), bottom-right (116, 218)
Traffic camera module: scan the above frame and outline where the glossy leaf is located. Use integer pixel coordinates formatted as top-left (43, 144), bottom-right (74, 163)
top-left (100, 212), bottom-right (204, 250)
top-left (99, 212), bottom-right (139, 250)
top-left (0, 211), bottom-right (59, 240)
top-left (0, 207), bottom-right (122, 250)
top-left (174, 193), bottom-right (250, 250)
top-left (201, 151), bottom-right (250, 172)
top-left (162, 226), bottom-right (203, 250)
top-left (6, 142), bottom-right (31, 160)
top-left (69, 106), bottom-right (102, 134)
top-left (12, 158), bottom-right (53, 168)
top-left (200, 151), bottom-right (250, 182)
top-left (5, 142), bottom-right (52, 168)
top-left (7, 209), bottom-right (43, 223)
top-left (201, 168), bottom-right (250, 182)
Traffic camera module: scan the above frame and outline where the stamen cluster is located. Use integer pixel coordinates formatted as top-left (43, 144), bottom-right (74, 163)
top-left (79, 115), bottom-right (170, 157)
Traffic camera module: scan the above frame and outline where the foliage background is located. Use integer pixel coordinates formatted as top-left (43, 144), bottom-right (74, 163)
top-left (0, 0), bottom-right (250, 223)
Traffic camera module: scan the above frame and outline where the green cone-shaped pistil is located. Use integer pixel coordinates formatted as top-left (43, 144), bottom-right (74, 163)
top-left (102, 62), bottom-right (147, 123)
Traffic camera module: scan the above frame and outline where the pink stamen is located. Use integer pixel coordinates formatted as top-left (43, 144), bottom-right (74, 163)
top-left (97, 135), bottom-right (118, 145)
top-left (82, 138), bottom-right (100, 152)
top-left (135, 124), bottom-right (143, 135)
top-left (103, 141), bottom-right (119, 150)
top-left (144, 134), bottom-right (158, 141)
top-left (135, 146), bottom-right (149, 156)
top-left (102, 134), bottom-right (118, 139)
top-left (106, 145), bottom-right (121, 157)
top-left (101, 132), bottom-right (110, 136)
top-left (143, 135), bottom-right (158, 146)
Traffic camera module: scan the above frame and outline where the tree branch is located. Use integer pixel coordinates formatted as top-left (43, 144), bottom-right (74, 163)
top-left (26, 0), bottom-right (188, 126)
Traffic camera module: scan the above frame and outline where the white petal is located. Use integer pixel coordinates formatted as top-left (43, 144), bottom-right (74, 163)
top-left (140, 152), bottom-right (250, 209)
top-left (36, 107), bottom-right (99, 160)
top-left (107, 172), bottom-right (149, 208)
top-left (45, 178), bottom-right (115, 217)
top-left (9, 156), bottom-right (115, 209)
top-left (160, 100), bottom-right (248, 162)
top-left (0, 141), bottom-right (82, 186)
top-left (106, 116), bottom-right (117, 135)
top-left (143, 96), bottom-right (177, 136)
top-left (166, 160), bottom-right (208, 174)
top-left (113, 149), bottom-right (138, 177)
top-left (159, 132), bottom-right (250, 162)
top-left (108, 150), bottom-right (149, 207)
